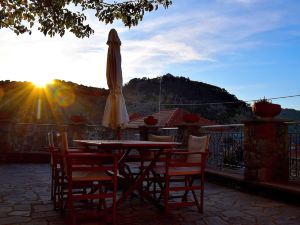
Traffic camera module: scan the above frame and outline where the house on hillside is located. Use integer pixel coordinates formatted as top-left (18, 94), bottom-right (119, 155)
top-left (127, 108), bottom-right (216, 128)
top-left (128, 113), bottom-right (142, 121)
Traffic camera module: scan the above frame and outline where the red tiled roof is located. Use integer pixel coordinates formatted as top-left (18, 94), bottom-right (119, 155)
top-left (127, 108), bottom-right (216, 128)
top-left (129, 113), bottom-right (142, 121)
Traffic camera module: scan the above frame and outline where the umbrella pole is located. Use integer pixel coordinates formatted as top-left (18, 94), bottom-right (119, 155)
top-left (116, 127), bottom-right (122, 140)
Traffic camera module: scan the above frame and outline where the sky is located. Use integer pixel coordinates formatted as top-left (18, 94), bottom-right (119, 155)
top-left (1, 0), bottom-right (300, 109)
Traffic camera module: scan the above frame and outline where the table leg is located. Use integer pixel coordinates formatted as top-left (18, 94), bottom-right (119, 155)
top-left (117, 149), bottom-right (163, 207)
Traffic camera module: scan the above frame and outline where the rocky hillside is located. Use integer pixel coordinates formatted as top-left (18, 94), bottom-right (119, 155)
top-left (5, 74), bottom-right (294, 124)
top-left (123, 74), bottom-right (252, 123)
top-left (0, 80), bottom-right (107, 124)
top-left (278, 108), bottom-right (300, 121)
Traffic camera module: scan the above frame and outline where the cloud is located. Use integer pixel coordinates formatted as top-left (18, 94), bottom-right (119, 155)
top-left (220, 0), bottom-right (265, 5)
top-left (118, 5), bottom-right (287, 81)
top-left (0, 0), bottom-right (299, 88)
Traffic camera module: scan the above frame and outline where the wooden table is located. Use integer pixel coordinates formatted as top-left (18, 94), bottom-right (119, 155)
top-left (73, 140), bottom-right (181, 206)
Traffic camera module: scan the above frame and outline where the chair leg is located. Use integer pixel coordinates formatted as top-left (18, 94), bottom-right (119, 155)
top-left (54, 169), bottom-right (61, 210)
top-left (59, 177), bottom-right (66, 213)
top-left (98, 183), bottom-right (107, 210)
top-left (188, 176), bottom-right (203, 213)
top-left (200, 176), bottom-right (204, 213)
top-left (112, 192), bottom-right (117, 225)
top-left (51, 166), bottom-right (54, 201)
top-left (192, 189), bottom-right (201, 212)
top-left (181, 176), bottom-right (189, 202)
top-left (164, 175), bottom-right (170, 214)
top-left (112, 172), bottom-right (118, 225)
top-left (66, 197), bottom-right (75, 225)
top-left (66, 183), bottom-right (76, 225)
top-left (152, 172), bottom-right (157, 199)
top-left (154, 173), bottom-right (165, 202)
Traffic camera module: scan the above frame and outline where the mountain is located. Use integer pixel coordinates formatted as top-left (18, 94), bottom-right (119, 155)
top-left (123, 74), bottom-right (252, 123)
top-left (2, 74), bottom-right (298, 124)
top-left (0, 80), bottom-right (108, 124)
top-left (278, 108), bottom-right (300, 121)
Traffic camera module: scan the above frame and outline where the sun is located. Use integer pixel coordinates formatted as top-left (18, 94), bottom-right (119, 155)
top-left (31, 77), bottom-right (54, 88)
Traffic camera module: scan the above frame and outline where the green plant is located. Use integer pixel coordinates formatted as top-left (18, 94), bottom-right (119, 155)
top-left (254, 97), bottom-right (272, 104)
top-left (252, 97), bottom-right (281, 118)
top-left (0, 0), bottom-right (172, 37)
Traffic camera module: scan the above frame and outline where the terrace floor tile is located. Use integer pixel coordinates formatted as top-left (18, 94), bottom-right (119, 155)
top-left (0, 164), bottom-right (299, 225)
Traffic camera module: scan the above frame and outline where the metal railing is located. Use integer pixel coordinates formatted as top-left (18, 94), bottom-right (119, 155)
top-left (200, 124), bottom-right (244, 171)
top-left (0, 122), bottom-right (140, 153)
top-left (289, 132), bottom-right (300, 179)
top-left (200, 123), bottom-right (300, 179)
top-left (1, 121), bottom-right (299, 179)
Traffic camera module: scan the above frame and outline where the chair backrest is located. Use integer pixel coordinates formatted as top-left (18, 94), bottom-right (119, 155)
top-left (186, 135), bottom-right (210, 163)
top-left (147, 134), bottom-right (175, 159)
top-left (60, 132), bottom-right (69, 153)
top-left (148, 134), bottom-right (175, 142)
top-left (48, 132), bottom-right (55, 148)
top-left (48, 132), bottom-right (56, 166)
top-left (60, 132), bottom-right (69, 174)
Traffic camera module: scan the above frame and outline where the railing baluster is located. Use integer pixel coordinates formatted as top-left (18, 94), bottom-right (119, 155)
top-left (2, 122), bottom-right (300, 179)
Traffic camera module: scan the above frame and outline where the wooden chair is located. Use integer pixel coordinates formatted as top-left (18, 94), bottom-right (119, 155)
top-left (47, 132), bottom-right (86, 211)
top-left (154, 135), bottom-right (210, 213)
top-left (48, 132), bottom-right (63, 210)
top-left (60, 132), bottom-right (118, 225)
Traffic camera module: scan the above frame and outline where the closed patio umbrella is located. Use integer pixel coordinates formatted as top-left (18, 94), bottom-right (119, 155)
top-left (102, 29), bottom-right (129, 135)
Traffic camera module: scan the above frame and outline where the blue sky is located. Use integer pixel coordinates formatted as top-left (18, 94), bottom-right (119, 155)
top-left (0, 0), bottom-right (300, 109)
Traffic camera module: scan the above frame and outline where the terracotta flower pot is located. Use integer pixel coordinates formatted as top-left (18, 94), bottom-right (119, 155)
top-left (252, 102), bottom-right (282, 118)
top-left (70, 115), bottom-right (85, 123)
top-left (183, 113), bottom-right (200, 123)
top-left (144, 116), bottom-right (158, 126)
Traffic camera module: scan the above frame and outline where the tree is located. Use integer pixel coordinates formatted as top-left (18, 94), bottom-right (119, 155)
top-left (0, 0), bottom-right (172, 38)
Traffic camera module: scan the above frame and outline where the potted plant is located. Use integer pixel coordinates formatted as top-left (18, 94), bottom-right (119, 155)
top-left (252, 98), bottom-right (282, 119)
top-left (144, 115), bottom-right (158, 126)
top-left (182, 113), bottom-right (200, 123)
top-left (70, 115), bottom-right (86, 123)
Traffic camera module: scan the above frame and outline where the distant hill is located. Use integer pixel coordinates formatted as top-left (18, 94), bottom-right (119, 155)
top-left (278, 108), bottom-right (300, 121)
top-left (2, 75), bottom-right (299, 124)
top-left (0, 80), bottom-right (108, 124)
top-left (123, 74), bottom-right (252, 123)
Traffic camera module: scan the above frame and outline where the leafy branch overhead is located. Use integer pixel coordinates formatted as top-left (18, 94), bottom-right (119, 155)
top-left (0, 0), bottom-right (172, 38)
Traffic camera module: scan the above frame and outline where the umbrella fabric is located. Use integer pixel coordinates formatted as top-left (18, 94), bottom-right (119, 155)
top-left (102, 29), bottom-right (129, 130)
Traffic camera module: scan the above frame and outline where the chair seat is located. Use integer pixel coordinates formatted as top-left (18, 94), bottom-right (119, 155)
top-left (72, 171), bottom-right (113, 182)
top-left (154, 166), bottom-right (202, 176)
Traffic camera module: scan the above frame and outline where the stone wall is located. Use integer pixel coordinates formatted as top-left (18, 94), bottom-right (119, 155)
top-left (244, 119), bottom-right (289, 182)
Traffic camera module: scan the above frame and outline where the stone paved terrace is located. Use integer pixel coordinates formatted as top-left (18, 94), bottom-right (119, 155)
top-left (0, 164), bottom-right (300, 225)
